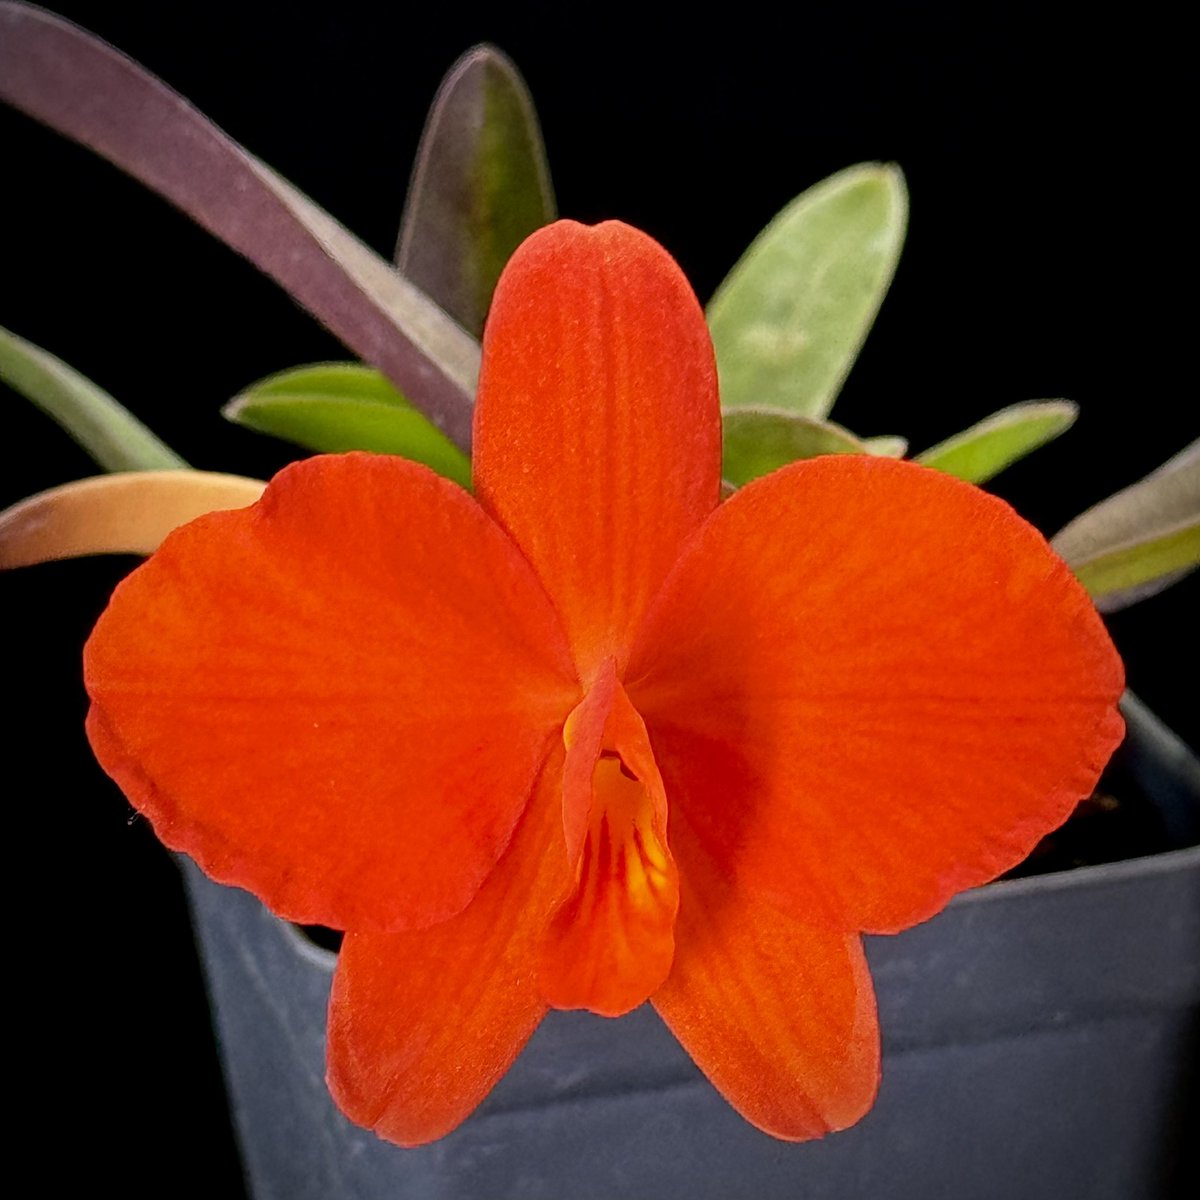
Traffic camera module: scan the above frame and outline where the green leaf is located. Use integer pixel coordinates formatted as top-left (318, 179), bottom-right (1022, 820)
top-left (224, 364), bottom-right (472, 489)
top-left (396, 45), bottom-right (555, 339)
top-left (861, 435), bottom-right (908, 458)
top-left (915, 400), bottom-right (1078, 484)
top-left (1052, 440), bottom-right (1200, 612)
top-left (0, 4), bottom-right (479, 452)
top-left (0, 325), bottom-right (186, 472)
top-left (0, 470), bottom-right (263, 569)
top-left (722, 407), bottom-right (892, 487)
top-left (708, 163), bottom-right (907, 420)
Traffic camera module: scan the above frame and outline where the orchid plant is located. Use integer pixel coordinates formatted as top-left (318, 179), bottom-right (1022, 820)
top-left (1, 3), bottom-right (1197, 1151)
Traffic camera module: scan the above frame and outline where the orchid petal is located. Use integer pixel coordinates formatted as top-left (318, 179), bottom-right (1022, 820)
top-left (473, 220), bottom-right (722, 679)
top-left (655, 813), bottom-right (879, 1140)
top-left (327, 746), bottom-right (570, 1146)
top-left (85, 453), bottom-right (578, 932)
top-left (630, 456), bottom-right (1124, 934)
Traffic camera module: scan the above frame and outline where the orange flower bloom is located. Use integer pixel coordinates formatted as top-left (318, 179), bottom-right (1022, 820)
top-left (83, 221), bottom-right (1124, 1145)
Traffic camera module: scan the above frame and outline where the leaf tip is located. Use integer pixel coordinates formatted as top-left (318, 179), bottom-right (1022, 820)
top-left (453, 42), bottom-right (522, 78)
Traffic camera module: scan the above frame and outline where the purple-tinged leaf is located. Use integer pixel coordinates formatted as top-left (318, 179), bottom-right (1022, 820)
top-left (0, 3), bottom-right (478, 452)
top-left (397, 45), bottom-right (555, 338)
top-left (1053, 439), bottom-right (1200, 612)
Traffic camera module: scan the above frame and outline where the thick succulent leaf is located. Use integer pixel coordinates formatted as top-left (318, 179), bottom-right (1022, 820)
top-left (707, 163), bottom-right (907, 420)
top-left (0, 325), bottom-right (185, 472)
top-left (722, 408), bottom-right (897, 488)
top-left (224, 364), bottom-right (472, 487)
top-left (916, 400), bottom-right (1078, 483)
top-left (0, 471), bottom-right (264, 569)
top-left (1052, 439), bottom-right (1200, 612)
top-left (396, 45), bottom-right (555, 339)
top-left (0, 3), bottom-right (478, 452)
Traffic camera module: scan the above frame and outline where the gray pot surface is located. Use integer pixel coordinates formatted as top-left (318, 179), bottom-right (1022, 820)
top-left (182, 696), bottom-right (1199, 1200)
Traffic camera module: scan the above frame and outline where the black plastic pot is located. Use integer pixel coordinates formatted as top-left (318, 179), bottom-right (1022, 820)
top-left (182, 695), bottom-right (1199, 1200)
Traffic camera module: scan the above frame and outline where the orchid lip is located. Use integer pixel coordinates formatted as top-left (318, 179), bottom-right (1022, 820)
top-left (539, 663), bottom-right (681, 1016)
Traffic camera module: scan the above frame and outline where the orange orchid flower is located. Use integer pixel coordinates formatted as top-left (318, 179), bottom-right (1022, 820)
top-left (83, 220), bottom-right (1124, 1146)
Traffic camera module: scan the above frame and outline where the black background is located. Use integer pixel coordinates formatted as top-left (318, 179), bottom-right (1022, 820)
top-left (2, 2), bottom-right (1194, 1193)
